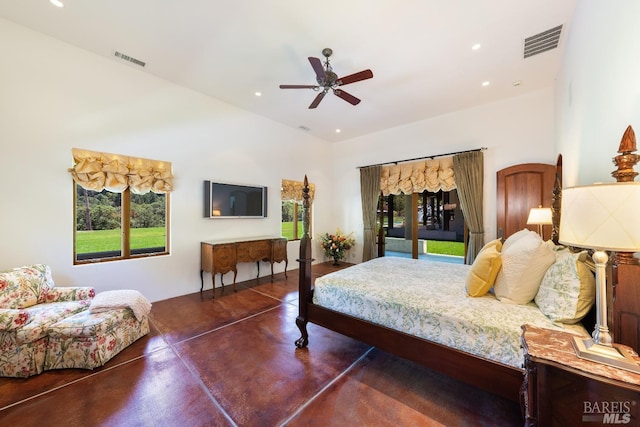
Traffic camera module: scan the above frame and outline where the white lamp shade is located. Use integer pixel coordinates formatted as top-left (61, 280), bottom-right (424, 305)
top-left (526, 207), bottom-right (553, 225)
top-left (559, 182), bottom-right (640, 251)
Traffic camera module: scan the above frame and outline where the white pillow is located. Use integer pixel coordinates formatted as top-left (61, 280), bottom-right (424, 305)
top-left (535, 249), bottom-right (596, 324)
top-left (502, 228), bottom-right (537, 252)
top-left (494, 232), bottom-right (556, 305)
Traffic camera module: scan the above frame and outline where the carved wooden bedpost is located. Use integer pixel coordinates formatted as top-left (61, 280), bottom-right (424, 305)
top-left (611, 125), bottom-right (640, 265)
top-left (295, 175), bottom-right (313, 348)
top-left (377, 191), bottom-right (385, 258)
top-left (551, 154), bottom-right (563, 245)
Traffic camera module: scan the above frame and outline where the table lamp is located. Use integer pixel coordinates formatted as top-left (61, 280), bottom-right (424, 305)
top-left (559, 182), bottom-right (640, 372)
top-left (527, 206), bottom-right (553, 236)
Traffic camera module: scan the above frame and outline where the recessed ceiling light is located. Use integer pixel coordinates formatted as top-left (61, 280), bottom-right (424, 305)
top-left (512, 80), bottom-right (522, 87)
top-left (482, 81), bottom-right (490, 87)
top-left (50, 0), bottom-right (64, 7)
top-left (472, 43), bottom-right (481, 50)
top-left (335, 129), bottom-right (341, 133)
top-left (254, 92), bottom-right (262, 97)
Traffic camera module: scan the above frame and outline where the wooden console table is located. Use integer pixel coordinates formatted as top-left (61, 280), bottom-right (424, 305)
top-left (521, 324), bottom-right (640, 426)
top-left (200, 237), bottom-right (287, 298)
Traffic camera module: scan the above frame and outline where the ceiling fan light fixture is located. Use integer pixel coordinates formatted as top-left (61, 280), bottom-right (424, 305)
top-left (279, 48), bottom-right (373, 109)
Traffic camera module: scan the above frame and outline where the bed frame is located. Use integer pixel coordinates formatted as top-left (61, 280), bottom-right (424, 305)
top-left (295, 157), bottom-right (565, 403)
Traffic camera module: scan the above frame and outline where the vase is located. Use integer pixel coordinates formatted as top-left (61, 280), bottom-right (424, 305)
top-left (332, 256), bottom-right (340, 266)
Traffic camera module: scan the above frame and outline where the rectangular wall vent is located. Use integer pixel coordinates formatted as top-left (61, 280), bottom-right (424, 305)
top-left (114, 51), bottom-right (146, 67)
top-left (524, 25), bottom-right (562, 59)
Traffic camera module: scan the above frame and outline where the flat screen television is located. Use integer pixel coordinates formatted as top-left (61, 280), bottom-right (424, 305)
top-left (204, 181), bottom-right (268, 218)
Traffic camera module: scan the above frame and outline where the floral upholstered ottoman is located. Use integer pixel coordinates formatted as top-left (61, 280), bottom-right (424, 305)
top-left (44, 291), bottom-right (151, 371)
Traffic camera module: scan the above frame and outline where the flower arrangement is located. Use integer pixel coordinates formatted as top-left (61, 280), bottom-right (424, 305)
top-left (319, 229), bottom-right (355, 265)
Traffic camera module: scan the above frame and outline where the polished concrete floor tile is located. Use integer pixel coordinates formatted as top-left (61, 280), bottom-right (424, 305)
top-left (151, 285), bottom-right (283, 344)
top-left (286, 349), bottom-right (521, 426)
top-left (175, 303), bottom-right (371, 427)
top-left (0, 347), bottom-right (232, 427)
top-left (238, 272), bottom-right (299, 304)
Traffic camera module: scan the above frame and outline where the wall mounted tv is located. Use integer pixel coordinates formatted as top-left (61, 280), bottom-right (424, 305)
top-left (204, 181), bottom-right (268, 218)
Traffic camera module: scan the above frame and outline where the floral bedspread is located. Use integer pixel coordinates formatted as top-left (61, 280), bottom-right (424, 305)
top-left (313, 257), bottom-right (584, 368)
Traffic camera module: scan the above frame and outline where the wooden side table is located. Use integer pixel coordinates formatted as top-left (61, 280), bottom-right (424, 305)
top-left (521, 324), bottom-right (640, 426)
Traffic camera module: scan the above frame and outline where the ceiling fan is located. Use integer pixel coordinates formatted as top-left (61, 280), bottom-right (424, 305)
top-left (279, 48), bottom-right (373, 109)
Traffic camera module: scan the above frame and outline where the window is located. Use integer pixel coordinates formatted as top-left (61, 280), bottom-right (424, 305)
top-left (281, 200), bottom-right (306, 240)
top-left (69, 148), bottom-right (173, 264)
top-left (281, 179), bottom-right (315, 241)
top-left (74, 187), bottom-right (169, 262)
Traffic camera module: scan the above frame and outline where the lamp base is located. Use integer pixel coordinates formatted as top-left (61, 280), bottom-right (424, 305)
top-left (572, 336), bottom-right (640, 374)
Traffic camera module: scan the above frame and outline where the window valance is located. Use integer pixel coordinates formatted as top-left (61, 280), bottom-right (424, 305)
top-left (380, 156), bottom-right (456, 195)
top-left (68, 148), bottom-right (173, 194)
top-left (281, 179), bottom-right (315, 203)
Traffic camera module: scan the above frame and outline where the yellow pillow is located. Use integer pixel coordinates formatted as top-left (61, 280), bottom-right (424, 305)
top-left (466, 239), bottom-right (503, 297)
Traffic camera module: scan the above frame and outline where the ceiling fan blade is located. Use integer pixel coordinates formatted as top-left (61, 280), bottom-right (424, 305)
top-left (309, 90), bottom-right (327, 109)
top-left (336, 69), bottom-right (373, 86)
top-left (333, 89), bottom-right (361, 105)
top-left (279, 84), bottom-right (318, 89)
top-left (308, 57), bottom-right (326, 82)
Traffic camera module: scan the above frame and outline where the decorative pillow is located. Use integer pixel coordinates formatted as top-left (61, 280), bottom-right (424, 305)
top-left (0, 265), bottom-right (52, 309)
top-left (466, 239), bottom-right (503, 297)
top-left (494, 233), bottom-right (556, 305)
top-left (535, 249), bottom-right (596, 324)
top-left (502, 228), bottom-right (537, 252)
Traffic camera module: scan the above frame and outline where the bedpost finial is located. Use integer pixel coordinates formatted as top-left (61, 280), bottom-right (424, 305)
top-left (612, 125), bottom-right (639, 182)
top-left (618, 125), bottom-right (636, 154)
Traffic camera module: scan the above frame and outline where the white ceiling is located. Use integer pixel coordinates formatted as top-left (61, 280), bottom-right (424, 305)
top-left (0, 0), bottom-right (577, 143)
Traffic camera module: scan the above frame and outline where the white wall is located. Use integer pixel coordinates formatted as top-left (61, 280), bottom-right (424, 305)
top-left (556, 1), bottom-right (640, 186)
top-left (0, 19), bottom-right (332, 302)
top-left (332, 89), bottom-right (557, 261)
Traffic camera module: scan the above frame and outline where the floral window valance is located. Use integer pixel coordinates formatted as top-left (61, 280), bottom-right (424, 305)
top-left (68, 148), bottom-right (173, 194)
top-left (281, 179), bottom-right (315, 203)
top-left (380, 156), bottom-right (456, 196)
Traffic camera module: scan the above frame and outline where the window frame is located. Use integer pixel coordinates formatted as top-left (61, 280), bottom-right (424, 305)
top-left (73, 184), bottom-right (170, 264)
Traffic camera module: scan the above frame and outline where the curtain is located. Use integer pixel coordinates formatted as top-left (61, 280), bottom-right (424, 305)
top-left (281, 179), bottom-right (315, 203)
top-left (453, 151), bottom-right (484, 264)
top-left (69, 148), bottom-right (173, 194)
top-left (380, 156), bottom-right (456, 195)
top-left (359, 166), bottom-right (381, 262)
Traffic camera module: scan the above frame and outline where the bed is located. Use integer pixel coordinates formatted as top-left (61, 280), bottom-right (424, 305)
top-left (294, 158), bottom-right (596, 403)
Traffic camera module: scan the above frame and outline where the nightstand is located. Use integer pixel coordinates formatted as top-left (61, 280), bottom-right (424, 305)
top-left (521, 324), bottom-right (640, 426)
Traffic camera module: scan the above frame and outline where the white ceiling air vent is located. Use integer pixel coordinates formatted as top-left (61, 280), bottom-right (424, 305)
top-left (523, 25), bottom-right (562, 59)
top-left (114, 51), bottom-right (146, 67)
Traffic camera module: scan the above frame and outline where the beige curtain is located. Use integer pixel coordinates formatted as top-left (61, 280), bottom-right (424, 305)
top-left (380, 156), bottom-right (456, 195)
top-left (69, 148), bottom-right (173, 194)
top-left (360, 166), bottom-right (381, 262)
top-left (281, 179), bottom-right (315, 203)
top-left (452, 151), bottom-right (484, 264)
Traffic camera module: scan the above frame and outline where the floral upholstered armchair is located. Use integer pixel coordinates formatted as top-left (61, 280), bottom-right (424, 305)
top-left (0, 264), bottom-right (94, 378)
